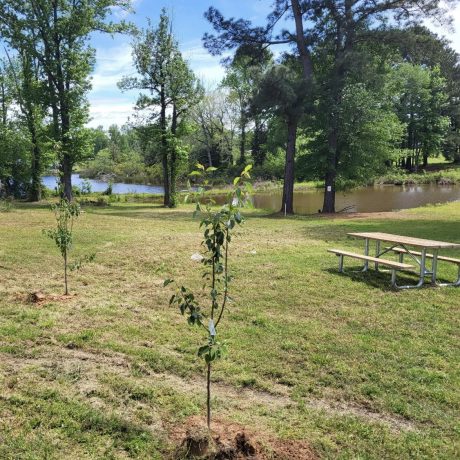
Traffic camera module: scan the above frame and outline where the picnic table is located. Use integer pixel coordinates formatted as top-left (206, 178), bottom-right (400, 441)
top-left (328, 232), bottom-right (460, 289)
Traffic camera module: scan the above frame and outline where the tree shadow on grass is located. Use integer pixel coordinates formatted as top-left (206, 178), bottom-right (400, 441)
top-left (324, 267), bottom-right (433, 292)
top-left (87, 206), bottom-right (197, 222)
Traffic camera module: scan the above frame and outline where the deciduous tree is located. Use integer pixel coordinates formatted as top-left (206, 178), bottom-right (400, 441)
top-left (120, 10), bottom-right (202, 207)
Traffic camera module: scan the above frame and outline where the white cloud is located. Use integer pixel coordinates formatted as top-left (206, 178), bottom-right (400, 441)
top-left (87, 38), bottom-right (228, 127)
top-left (87, 97), bottom-right (136, 128)
top-left (87, 42), bottom-right (137, 127)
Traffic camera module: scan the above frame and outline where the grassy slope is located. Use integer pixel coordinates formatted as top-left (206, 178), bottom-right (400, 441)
top-left (0, 201), bottom-right (459, 459)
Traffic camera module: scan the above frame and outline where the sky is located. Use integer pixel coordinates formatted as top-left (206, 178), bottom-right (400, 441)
top-left (88, 0), bottom-right (460, 129)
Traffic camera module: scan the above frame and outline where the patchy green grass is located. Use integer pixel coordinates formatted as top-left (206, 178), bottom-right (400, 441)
top-left (0, 200), bottom-right (459, 458)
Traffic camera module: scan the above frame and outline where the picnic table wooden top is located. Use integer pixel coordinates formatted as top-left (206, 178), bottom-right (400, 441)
top-left (347, 232), bottom-right (460, 249)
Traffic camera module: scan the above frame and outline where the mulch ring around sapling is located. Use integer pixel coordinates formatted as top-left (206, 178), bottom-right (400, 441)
top-left (169, 416), bottom-right (318, 459)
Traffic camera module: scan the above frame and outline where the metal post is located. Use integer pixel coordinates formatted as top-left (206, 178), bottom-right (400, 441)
top-left (431, 249), bottom-right (439, 285)
top-left (338, 255), bottom-right (344, 272)
top-left (375, 240), bottom-right (381, 271)
top-left (391, 269), bottom-right (396, 288)
top-left (363, 238), bottom-right (369, 271)
top-left (420, 248), bottom-right (427, 285)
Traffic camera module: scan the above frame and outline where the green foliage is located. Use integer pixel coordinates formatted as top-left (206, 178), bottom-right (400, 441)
top-left (165, 164), bottom-right (252, 427)
top-left (391, 63), bottom-right (450, 168)
top-left (0, 124), bottom-right (32, 198)
top-left (103, 181), bottom-right (113, 196)
top-left (43, 199), bottom-right (81, 259)
top-left (43, 198), bottom-right (94, 294)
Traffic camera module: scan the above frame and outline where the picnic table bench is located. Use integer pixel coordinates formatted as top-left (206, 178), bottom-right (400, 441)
top-left (328, 232), bottom-right (460, 289)
top-left (327, 248), bottom-right (414, 287)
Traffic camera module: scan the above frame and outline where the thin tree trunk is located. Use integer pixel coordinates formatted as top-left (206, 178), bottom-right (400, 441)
top-left (64, 250), bottom-right (68, 295)
top-left (280, 119), bottom-right (297, 214)
top-left (206, 362), bottom-right (211, 430)
top-left (1, 80), bottom-right (6, 125)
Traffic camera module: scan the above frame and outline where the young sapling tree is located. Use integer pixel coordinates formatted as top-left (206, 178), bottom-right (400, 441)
top-left (43, 198), bottom-right (94, 295)
top-left (165, 164), bottom-right (253, 430)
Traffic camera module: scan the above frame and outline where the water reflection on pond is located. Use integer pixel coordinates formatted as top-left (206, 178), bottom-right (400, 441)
top-left (249, 184), bottom-right (460, 213)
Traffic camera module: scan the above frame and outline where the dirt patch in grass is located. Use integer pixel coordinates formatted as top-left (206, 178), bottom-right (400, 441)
top-left (169, 415), bottom-right (317, 459)
top-left (24, 291), bottom-right (76, 304)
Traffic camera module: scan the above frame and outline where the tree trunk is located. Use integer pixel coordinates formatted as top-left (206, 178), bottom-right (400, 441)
top-left (422, 152), bottom-right (428, 168)
top-left (322, 171), bottom-right (336, 214)
top-left (29, 140), bottom-right (42, 202)
top-left (280, 119), bottom-right (297, 215)
top-left (322, 126), bottom-right (338, 213)
top-left (321, 1), bottom-right (354, 214)
top-left (160, 86), bottom-right (170, 207)
top-left (290, 0), bottom-right (313, 83)
top-left (1, 80), bottom-right (6, 125)
top-left (169, 105), bottom-right (178, 208)
top-left (322, 82), bottom-right (341, 213)
top-left (239, 116), bottom-right (246, 165)
top-left (60, 154), bottom-right (72, 201)
top-left (252, 117), bottom-right (266, 166)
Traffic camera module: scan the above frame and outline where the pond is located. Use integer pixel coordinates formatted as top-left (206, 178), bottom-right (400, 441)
top-left (42, 174), bottom-right (460, 213)
top-left (42, 174), bottom-right (164, 195)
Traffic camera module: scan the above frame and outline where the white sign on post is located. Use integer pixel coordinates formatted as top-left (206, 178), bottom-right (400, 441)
top-left (327, 186), bottom-right (332, 192)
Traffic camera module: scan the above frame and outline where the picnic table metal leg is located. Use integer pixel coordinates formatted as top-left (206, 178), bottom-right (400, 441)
top-left (418, 248), bottom-right (427, 287)
top-left (435, 262), bottom-right (460, 287)
top-left (431, 250), bottom-right (439, 285)
top-left (391, 269), bottom-right (396, 288)
top-left (393, 248), bottom-right (427, 290)
top-left (363, 238), bottom-right (369, 272)
top-left (338, 254), bottom-right (344, 272)
top-left (375, 241), bottom-right (381, 271)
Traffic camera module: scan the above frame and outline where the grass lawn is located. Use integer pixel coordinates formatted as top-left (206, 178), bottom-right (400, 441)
top-left (0, 200), bottom-right (459, 459)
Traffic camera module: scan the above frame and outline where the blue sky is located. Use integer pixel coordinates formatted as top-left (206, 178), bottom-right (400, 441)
top-left (89, 0), bottom-right (279, 128)
top-left (89, 0), bottom-right (460, 128)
